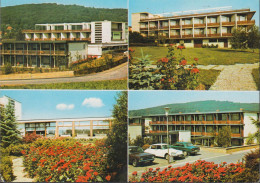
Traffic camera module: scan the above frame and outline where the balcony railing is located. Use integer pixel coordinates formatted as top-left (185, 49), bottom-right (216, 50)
top-left (182, 34), bottom-right (193, 38)
top-left (149, 26), bottom-right (158, 30)
top-left (170, 35), bottom-right (181, 38)
top-left (214, 120), bottom-right (228, 124)
top-left (149, 130), bottom-right (167, 133)
top-left (194, 34), bottom-right (206, 37)
top-left (159, 26), bottom-right (169, 29)
top-left (222, 33), bottom-right (233, 37)
top-left (140, 27), bottom-right (148, 30)
top-left (170, 25), bottom-right (181, 29)
top-left (23, 29), bottom-right (91, 33)
top-left (148, 120), bottom-right (243, 125)
top-left (231, 134), bottom-right (242, 138)
top-left (222, 21), bottom-right (235, 26)
top-left (207, 23), bottom-right (220, 27)
top-left (194, 23), bottom-right (206, 27)
top-left (208, 33), bottom-right (221, 37)
top-left (112, 28), bottom-right (122, 31)
top-left (25, 38), bottom-right (91, 41)
top-left (191, 132), bottom-right (203, 136)
top-left (237, 20), bottom-right (255, 25)
top-left (182, 24), bottom-right (193, 28)
top-left (1, 50), bottom-right (66, 55)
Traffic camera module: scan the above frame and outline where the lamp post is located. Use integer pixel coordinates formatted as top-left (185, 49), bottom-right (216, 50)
top-left (164, 107), bottom-right (170, 164)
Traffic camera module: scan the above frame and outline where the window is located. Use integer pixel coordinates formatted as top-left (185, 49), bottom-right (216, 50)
top-left (151, 145), bottom-right (156, 149)
top-left (184, 40), bottom-right (192, 43)
top-left (218, 114), bottom-right (227, 121)
top-left (207, 126), bottom-right (213, 132)
top-left (206, 114), bottom-right (213, 121)
top-left (186, 115), bottom-right (191, 121)
top-left (231, 113), bottom-right (240, 121)
top-left (231, 126), bottom-right (240, 134)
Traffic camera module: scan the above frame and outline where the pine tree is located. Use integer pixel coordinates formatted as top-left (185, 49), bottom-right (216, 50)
top-left (0, 99), bottom-right (20, 148)
top-left (105, 91), bottom-right (127, 181)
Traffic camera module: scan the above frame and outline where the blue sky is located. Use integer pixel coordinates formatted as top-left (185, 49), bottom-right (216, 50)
top-left (129, 0), bottom-right (259, 26)
top-left (1, 0), bottom-right (127, 8)
top-left (129, 91), bottom-right (259, 110)
top-left (0, 90), bottom-right (120, 120)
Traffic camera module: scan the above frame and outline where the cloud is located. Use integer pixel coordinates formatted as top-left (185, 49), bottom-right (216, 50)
top-left (56, 103), bottom-right (75, 110)
top-left (82, 98), bottom-right (104, 108)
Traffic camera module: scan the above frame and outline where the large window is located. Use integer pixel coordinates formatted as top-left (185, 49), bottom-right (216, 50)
top-left (206, 114), bottom-right (213, 121)
top-left (231, 126), bottom-right (240, 134)
top-left (218, 113), bottom-right (227, 121)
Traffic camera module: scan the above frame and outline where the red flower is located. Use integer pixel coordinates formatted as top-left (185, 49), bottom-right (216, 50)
top-left (45, 176), bottom-right (52, 182)
top-left (140, 178), bottom-right (145, 182)
top-left (180, 60), bottom-right (187, 66)
top-left (129, 48), bottom-right (134, 52)
top-left (161, 57), bottom-right (169, 63)
top-left (169, 177), bottom-right (176, 181)
top-left (105, 175), bottom-right (111, 181)
top-left (191, 68), bottom-right (199, 73)
top-left (161, 78), bottom-right (164, 82)
top-left (32, 158), bottom-right (37, 162)
top-left (93, 172), bottom-right (98, 176)
top-left (132, 171), bottom-right (137, 176)
top-left (194, 57), bottom-right (198, 61)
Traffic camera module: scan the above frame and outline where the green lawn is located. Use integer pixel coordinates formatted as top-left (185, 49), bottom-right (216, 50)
top-left (252, 68), bottom-right (259, 90)
top-left (1, 79), bottom-right (127, 90)
top-left (199, 69), bottom-right (221, 90)
top-left (131, 47), bottom-right (259, 65)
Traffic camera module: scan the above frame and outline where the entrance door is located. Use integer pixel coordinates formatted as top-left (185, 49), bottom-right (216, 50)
top-left (224, 39), bottom-right (228, 48)
top-left (194, 39), bottom-right (203, 48)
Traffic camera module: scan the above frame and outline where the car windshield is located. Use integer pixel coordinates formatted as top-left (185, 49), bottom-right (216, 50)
top-left (162, 145), bottom-right (168, 149)
top-left (130, 147), bottom-right (144, 153)
top-left (186, 143), bottom-right (194, 147)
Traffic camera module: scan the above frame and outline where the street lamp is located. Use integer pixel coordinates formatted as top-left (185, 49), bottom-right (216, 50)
top-left (164, 107), bottom-right (170, 164)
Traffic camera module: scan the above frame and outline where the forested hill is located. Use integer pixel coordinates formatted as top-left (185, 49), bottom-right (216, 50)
top-left (1, 3), bottom-right (127, 29)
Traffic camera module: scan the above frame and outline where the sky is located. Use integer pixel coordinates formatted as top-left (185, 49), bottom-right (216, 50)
top-left (129, 0), bottom-right (259, 26)
top-left (0, 90), bottom-right (120, 120)
top-left (1, 0), bottom-right (127, 8)
top-left (129, 91), bottom-right (260, 110)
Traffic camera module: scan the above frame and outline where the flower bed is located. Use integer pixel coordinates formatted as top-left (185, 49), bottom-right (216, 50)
top-left (21, 138), bottom-right (111, 182)
top-left (129, 160), bottom-right (245, 182)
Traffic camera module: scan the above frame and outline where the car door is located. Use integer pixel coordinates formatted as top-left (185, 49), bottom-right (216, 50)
top-left (145, 145), bottom-right (155, 155)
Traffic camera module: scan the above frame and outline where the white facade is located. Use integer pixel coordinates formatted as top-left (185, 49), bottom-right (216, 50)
top-left (244, 112), bottom-right (258, 143)
top-left (128, 125), bottom-right (142, 140)
top-left (0, 96), bottom-right (22, 120)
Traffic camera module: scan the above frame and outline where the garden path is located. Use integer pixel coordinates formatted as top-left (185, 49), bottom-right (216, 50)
top-left (12, 157), bottom-right (34, 182)
top-left (205, 63), bottom-right (259, 90)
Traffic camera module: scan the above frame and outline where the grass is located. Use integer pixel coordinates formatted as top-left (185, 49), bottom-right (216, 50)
top-left (131, 46), bottom-right (259, 65)
top-left (1, 79), bottom-right (127, 90)
top-left (252, 68), bottom-right (259, 90)
top-left (199, 69), bottom-right (221, 90)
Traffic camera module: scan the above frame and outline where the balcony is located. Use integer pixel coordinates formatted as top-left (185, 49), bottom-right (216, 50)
top-left (237, 20), bottom-right (255, 25)
top-left (207, 23), bottom-right (220, 27)
top-left (191, 132), bottom-right (203, 136)
top-left (140, 27), bottom-right (148, 30)
top-left (1, 50), bottom-right (66, 56)
top-left (149, 130), bottom-right (167, 133)
top-left (231, 134), bottom-right (242, 138)
top-left (182, 34), bottom-right (193, 38)
top-left (23, 29), bottom-right (91, 33)
top-left (182, 24), bottom-right (193, 28)
top-left (222, 21), bottom-right (235, 26)
top-left (194, 34), bottom-right (206, 37)
top-left (194, 24), bottom-right (206, 27)
top-left (202, 121), bottom-right (214, 124)
top-left (149, 26), bottom-right (158, 30)
top-left (159, 26), bottom-right (169, 29)
top-left (112, 28), bottom-right (122, 31)
top-left (170, 25), bottom-right (180, 29)
top-left (170, 35), bottom-right (181, 38)
top-left (215, 121), bottom-right (227, 124)
top-left (228, 121), bottom-right (242, 125)
top-left (208, 33), bottom-right (221, 37)
top-left (222, 33), bottom-right (233, 37)
top-left (129, 123), bottom-right (141, 126)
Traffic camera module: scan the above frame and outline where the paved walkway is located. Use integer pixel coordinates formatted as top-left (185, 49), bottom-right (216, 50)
top-left (0, 62), bottom-right (127, 86)
top-left (198, 63), bottom-right (258, 91)
top-left (12, 157), bottom-right (34, 182)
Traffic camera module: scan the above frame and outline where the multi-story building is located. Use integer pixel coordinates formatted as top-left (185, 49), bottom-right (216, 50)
top-left (1, 95), bottom-right (113, 138)
top-left (132, 8), bottom-right (255, 48)
top-left (129, 100), bottom-right (259, 146)
top-left (0, 21), bottom-right (128, 67)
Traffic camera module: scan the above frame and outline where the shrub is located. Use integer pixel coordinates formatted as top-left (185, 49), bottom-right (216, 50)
top-left (0, 156), bottom-right (15, 182)
top-left (7, 143), bottom-right (30, 156)
top-left (22, 132), bottom-right (42, 144)
top-left (2, 63), bottom-right (13, 75)
top-left (142, 144), bottom-right (150, 150)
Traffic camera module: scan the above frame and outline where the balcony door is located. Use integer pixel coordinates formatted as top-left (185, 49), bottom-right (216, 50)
top-left (194, 39), bottom-right (203, 48)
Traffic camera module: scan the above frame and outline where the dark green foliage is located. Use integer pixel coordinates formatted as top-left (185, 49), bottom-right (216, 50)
top-left (131, 135), bottom-right (144, 147)
top-left (1, 3), bottom-right (127, 31)
top-left (0, 99), bottom-right (21, 148)
top-left (216, 126), bottom-right (231, 148)
top-left (231, 28), bottom-right (249, 49)
top-left (129, 31), bottom-right (155, 44)
top-left (246, 117), bottom-right (260, 144)
top-left (7, 144), bottom-right (30, 156)
top-left (247, 25), bottom-right (260, 49)
top-left (0, 155), bottom-right (15, 182)
top-left (105, 91), bottom-right (127, 181)
top-left (2, 63), bottom-right (13, 75)
top-left (252, 68), bottom-right (259, 90)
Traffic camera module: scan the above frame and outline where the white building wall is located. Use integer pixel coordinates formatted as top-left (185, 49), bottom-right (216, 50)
top-left (102, 21), bottom-right (112, 43)
top-left (87, 45), bottom-right (102, 56)
top-left (244, 112), bottom-right (258, 143)
top-left (91, 22), bottom-right (96, 44)
top-left (178, 131), bottom-right (191, 142)
top-left (68, 43), bottom-right (87, 62)
top-left (132, 13), bottom-right (141, 32)
top-left (145, 117), bottom-right (152, 133)
top-left (0, 96), bottom-right (22, 120)
top-left (129, 125), bottom-right (142, 140)
top-left (18, 124), bottom-right (25, 136)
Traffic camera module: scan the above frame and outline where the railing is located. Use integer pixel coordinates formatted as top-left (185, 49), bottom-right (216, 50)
top-left (182, 34), bottom-right (193, 38)
top-left (207, 23), bottom-right (220, 26)
top-left (129, 123), bottom-right (141, 126)
top-left (228, 121), bottom-right (242, 125)
top-left (1, 50), bottom-right (66, 55)
top-left (222, 33), bottom-right (232, 36)
top-left (149, 26), bottom-right (158, 30)
top-left (194, 24), bottom-right (206, 27)
top-left (194, 34), bottom-right (206, 37)
top-left (191, 132), bottom-right (203, 136)
top-left (237, 20), bottom-right (255, 25)
top-left (148, 120), bottom-right (243, 125)
top-left (231, 134), bottom-right (242, 138)
top-left (170, 25), bottom-right (180, 28)
top-left (25, 38), bottom-right (91, 41)
top-left (140, 27), bottom-right (148, 30)
top-left (170, 35), bottom-right (181, 38)
top-left (214, 120), bottom-right (228, 124)
top-left (202, 121), bottom-right (214, 124)
top-left (149, 130), bottom-right (167, 133)
top-left (112, 28), bottom-right (123, 31)
top-left (159, 26), bottom-right (169, 29)
top-left (23, 29), bottom-right (91, 33)
top-left (182, 24), bottom-right (193, 28)
top-left (222, 21), bottom-right (235, 26)
top-left (208, 33), bottom-right (221, 37)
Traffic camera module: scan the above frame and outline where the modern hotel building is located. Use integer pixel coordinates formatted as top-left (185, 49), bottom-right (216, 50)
top-left (129, 100), bottom-right (259, 146)
top-left (132, 8), bottom-right (255, 48)
top-left (0, 21), bottom-right (128, 67)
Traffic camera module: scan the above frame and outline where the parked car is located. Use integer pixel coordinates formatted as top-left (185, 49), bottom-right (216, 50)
top-left (169, 142), bottom-right (200, 156)
top-left (144, 143), bottom-right (184, 160)
top-left (129, 146), bottom-right (155, 167)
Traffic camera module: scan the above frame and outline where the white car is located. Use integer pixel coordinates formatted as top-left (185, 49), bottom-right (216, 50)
top-left (144, 143), bottom-right (184, 160)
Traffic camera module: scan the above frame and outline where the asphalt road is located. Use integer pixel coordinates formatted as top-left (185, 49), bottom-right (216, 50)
top-left (128, 148), bottom-right (256, 174)
top-left (0, 62), bottom-right (128, 86)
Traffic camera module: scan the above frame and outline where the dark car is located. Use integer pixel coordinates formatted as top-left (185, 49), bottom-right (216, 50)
top-left (169, 142), bottom-right (200, 156)
top-left (129, 146), bottom-right (154, 167)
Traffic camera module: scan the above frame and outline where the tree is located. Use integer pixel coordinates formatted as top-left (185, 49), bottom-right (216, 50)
top-left (0, 99), bottom-right (21, 148)
top-left (216, 126), bottom-right (231, 148)
top-left (246, 117), bottom-right (260, 144)
top-left (230, 28), bottom-right (248, 49)
top-left (105, 91), bottom-right (127, 181)
top-left (247, 25), bottom-right (259, 50)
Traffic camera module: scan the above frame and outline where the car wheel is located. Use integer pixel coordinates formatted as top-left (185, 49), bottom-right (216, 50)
top-left (165, 154), bottom-right (169, 160)
top-left (132, 159), bottom-right (138, 167)
top-left (183, 151), bottom-right (188, 157)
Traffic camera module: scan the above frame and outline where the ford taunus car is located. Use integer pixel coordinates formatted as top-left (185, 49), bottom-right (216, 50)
top-left (129, 146), bottom-right (155, 167)
top-left (169, 142), bottom-right (200, 156)
top-left (144, 143), bottom-right (184, 160)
